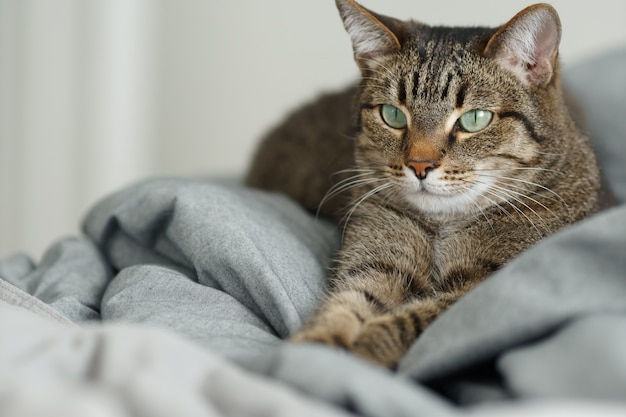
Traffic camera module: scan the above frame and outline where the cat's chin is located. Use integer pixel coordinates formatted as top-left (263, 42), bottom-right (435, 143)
top-left (404, 191), bottom-right (479, 216)
top-left (402, 174), bottom-right (494, 217)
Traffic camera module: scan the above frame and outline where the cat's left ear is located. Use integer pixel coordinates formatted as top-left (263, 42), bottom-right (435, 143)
top-left (335, 0), bottom-right (404, 73)
top-left (484, 4), bottom-right (561, 88)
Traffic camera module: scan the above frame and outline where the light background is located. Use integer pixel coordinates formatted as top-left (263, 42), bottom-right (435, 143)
top-left (1, 0), bottom-right (625, 259)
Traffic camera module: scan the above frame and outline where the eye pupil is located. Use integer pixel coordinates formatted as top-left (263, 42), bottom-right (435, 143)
top-left (458, 109), bottom-right (493, 133)
top-left (380, 104), bottom-right (407, 129)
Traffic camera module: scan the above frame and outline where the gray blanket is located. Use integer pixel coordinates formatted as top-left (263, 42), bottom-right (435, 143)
top-left (1, 49), bottom-right (625, 416)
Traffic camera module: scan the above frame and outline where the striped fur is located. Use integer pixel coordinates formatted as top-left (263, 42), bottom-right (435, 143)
top-left (246, 1), bottom-right (607, 368)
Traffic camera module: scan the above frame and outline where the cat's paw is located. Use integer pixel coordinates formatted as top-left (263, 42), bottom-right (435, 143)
top-left (289, 313), bottom-right (415, 369)
top-left (288, 320), bottom-right (359, 350)
top-left (289, 308), bottom-right (366, 349)
top-left (350, 315), bottom-right (413, 369)
top-left (289, 327), bottom-right (355, 350)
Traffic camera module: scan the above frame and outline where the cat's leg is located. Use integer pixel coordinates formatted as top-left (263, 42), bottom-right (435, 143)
top-left (350, 298), bottom-right (450, 368)
top-left (289, 290), bottom-right (379, 348)
top-left (350, 285), bottom-right (473, 368)
top-left (290, 278), bottom-right (409, 349)
top-left (292, 271), bottom-right (475, 368)
top-left (291, 290), bottom-right (459, 369)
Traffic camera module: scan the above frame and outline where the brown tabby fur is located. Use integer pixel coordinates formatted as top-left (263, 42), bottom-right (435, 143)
top-left (246, 0), bottom-right (608, 369)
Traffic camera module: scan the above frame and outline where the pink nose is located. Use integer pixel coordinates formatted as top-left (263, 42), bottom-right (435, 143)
top-left (407, 159), bottom-right (439, 180)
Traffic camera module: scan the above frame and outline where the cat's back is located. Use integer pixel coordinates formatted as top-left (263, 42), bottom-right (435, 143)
top-left (246, 87), bottom-right (356, 218)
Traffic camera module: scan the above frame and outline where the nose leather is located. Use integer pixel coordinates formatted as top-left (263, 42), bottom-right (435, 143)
top-left (407, 159), bottom-right (439, 180)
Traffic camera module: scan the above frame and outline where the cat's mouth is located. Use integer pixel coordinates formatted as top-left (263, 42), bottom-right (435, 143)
top-left (402, 167), bottom-right (494, 214)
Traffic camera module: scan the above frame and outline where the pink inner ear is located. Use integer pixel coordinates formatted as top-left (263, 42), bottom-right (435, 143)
top-left (535, 20), bottom-right (560, 64)
top-left (336, 0), bottom-right (402, 73)
top-left (488, 5), bottom-right (561, 87)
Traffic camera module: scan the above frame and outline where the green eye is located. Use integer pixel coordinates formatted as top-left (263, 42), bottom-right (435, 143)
top-left (458, 109), bottom-right (493, 133)
top-left (380, 104), bottom-right (407, 129)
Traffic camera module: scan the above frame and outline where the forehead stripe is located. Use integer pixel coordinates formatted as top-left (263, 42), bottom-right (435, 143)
top-left (412, 71), bottom-right (420, 99)
top-left (440, 72), bottom-right (454, 102)
top-left (398, 79), bottom-right (407, 103)
top-left (455, 83), bottom-right (467, 108)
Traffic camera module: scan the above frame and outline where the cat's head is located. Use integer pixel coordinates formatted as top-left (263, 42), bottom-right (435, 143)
top-left (336, 0), bottom-right (567, 217)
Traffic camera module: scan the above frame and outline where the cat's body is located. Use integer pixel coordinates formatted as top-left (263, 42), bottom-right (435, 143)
top-left (246, 0), bottom-right (608, 368)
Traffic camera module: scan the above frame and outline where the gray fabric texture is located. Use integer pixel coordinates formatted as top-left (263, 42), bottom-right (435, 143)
top-left (0, 49), bottom-right (625, 416)
top-left (84, 179), bottom-right (339, 361)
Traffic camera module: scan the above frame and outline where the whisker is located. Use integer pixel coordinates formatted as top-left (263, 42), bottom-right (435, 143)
top-left (331, 168), bottom-right (377, 178)
top-left (360, 77), bottom-right (391, 85)
top-left (458, 177), bottom-right (544, 232)
top-left (341, 182), bottom-right (393, 238)
top-left (481, 187), bottom-right (544, 234)
top-left (480, 184), bottom-right (551, 235)
top-left (323, 177), bottom-right (384, 202)
top-left (458, 184), bottom-right (498, 233)
top-left (359, 58), bottom-right (396, 79)
top-left (478, 175), bottom-right (564, 205)
top-left (486, 181), bottom-right (562, 221)
top-left (473, 166), bottom-right (565, 176)
top-left (459, 178), bottom-right (514, 223)
top-left (317, 175), bottom-right (387, 218)
top-left (357, 80), bottom-right (391, 91)
top-left (359, 85), bottom-right (397, 98)
top-left (380, 183), bottom-right (401, 208)
top-left (479, 174), bottom-right (568, 207)
top-left (327, 169), bottom-right (385, 192)
top-left (534, 150), bottom-right (564, 156)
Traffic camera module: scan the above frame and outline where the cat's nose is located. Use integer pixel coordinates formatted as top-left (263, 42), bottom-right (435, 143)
top-left (407, 159), bottom-right (439, 180)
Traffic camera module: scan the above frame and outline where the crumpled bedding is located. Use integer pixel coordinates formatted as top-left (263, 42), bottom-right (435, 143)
top-left (1, 49), bottom-right (625, 416)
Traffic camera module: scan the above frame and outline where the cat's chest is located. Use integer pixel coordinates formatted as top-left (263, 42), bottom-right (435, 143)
top-left (422, 220), bottom-right (499, 281)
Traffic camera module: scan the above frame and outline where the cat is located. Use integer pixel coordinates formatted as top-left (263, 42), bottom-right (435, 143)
top-left (246, 0), bottom-right (611, 369)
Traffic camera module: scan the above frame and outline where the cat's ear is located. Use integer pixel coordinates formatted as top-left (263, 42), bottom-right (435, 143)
top-left (484, 4), bottom-right (561, 88)
top-left (335, 0), bottom-right (403, 73)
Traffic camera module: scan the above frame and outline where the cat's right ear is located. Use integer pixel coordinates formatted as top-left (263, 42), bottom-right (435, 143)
top-left (335, 0), bottom-right (403, 73)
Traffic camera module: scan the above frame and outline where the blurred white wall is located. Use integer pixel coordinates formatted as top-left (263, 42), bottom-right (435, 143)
top-left (1, 0), bottom-right (625, 260)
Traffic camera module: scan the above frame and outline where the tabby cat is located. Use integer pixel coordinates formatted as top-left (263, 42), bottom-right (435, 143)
top-left (246, 0), bottom-right (608, 369)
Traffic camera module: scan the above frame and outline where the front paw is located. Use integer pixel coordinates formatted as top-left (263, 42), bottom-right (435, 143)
top-left (289, 327), bottom-right (354, 350)
top-left (289, 316), bottom-right (413, 369)
top-left (289, 312), bottom-right (364, 350)
top-left (350, 316), bottom-right (415, 369)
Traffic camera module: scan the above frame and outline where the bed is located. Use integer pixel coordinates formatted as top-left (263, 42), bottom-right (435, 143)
top-left (1, 48), bottom-right (625, 416)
